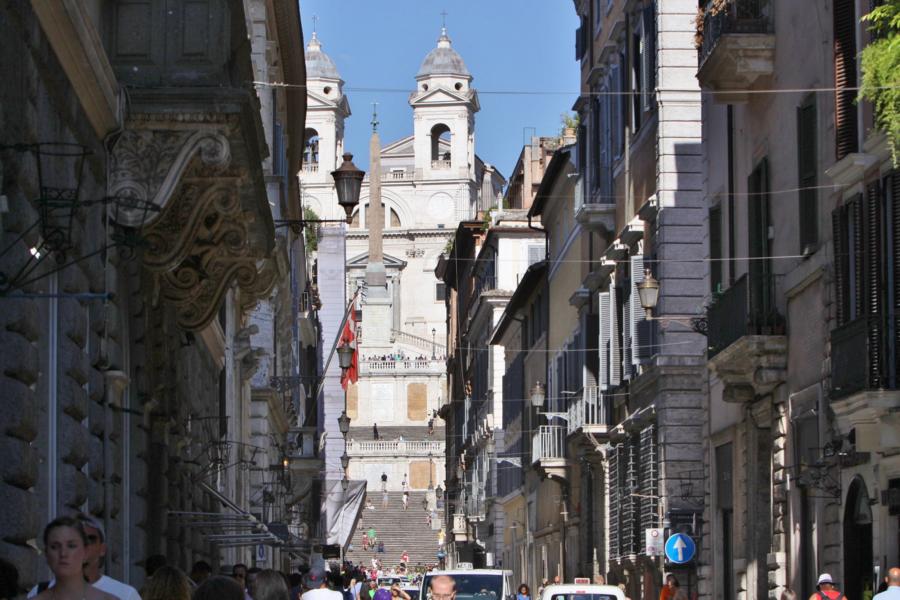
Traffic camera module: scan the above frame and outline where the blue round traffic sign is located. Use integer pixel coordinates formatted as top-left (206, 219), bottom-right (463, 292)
top-left (664, 533), bottom-right (696, 564)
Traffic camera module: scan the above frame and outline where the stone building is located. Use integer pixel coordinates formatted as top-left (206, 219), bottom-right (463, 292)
top-left (697, 1), bottom-right (899, 599)
top-left (0, 0), bottom-right (314, 588)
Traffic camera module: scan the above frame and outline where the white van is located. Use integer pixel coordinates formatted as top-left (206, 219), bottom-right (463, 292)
top-left (538, 584), bottom-right (625, 600)
top-left (421, 569), bottom-right (515, 600)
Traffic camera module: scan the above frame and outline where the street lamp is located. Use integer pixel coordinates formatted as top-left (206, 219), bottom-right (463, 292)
top-left (337, 410), bottom-right (351, 437)
top-left (275, 153), bottom-right (365, 230)
top-left (332, 153), bottom-right (366, 223)
top-left (431, 327), bottom-right (437, 360)
top-left (341, 477), bottom-right (349, 492)
top-left (530, 381), bottom-right (546, 409)
top-left (636, 268), bottom-right (660, 319)
top-left (337, 340), bottom-right (354, 372)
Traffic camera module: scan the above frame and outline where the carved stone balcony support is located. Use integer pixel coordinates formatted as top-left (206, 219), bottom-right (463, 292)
top-left (708, 336), bottom-right (787, 402)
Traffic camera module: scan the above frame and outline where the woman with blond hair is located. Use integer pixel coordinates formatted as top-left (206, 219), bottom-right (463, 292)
top-left (142, 566), bottom-right (192, 600)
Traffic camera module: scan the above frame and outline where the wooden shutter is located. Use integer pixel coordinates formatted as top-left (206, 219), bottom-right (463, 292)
top-left (642, 3), bottom-right (656, 111)
top-left (622, 272), bottom-right (633, 380)
top-left (576, 21), bottom-right (585, 61)
top-left (630, 256), bottom-right (646, 369)
top-left (865, 181), bottom-right (884, 387)
top-left (609, 283), bottom-right (622, 386)
top-left (851, 194), bottom-right (865, 320)
top-left (599, 291), bottom-right (610, 390)
top-left (797, 96), bottom-right (818, 252)
top-left (891, 173), bottom-right (900, 381)
top-left (833, 0), bottom-right (858, 160)
top-left (710, 206), bottom-right (723, 293)
top-left (832, 205), bottom-right (850, 325)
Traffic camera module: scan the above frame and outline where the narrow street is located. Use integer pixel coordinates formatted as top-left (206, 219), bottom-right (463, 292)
top-left (0, 1), bottom-right (898, 600)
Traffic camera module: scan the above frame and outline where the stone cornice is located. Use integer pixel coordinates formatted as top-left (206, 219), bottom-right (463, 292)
top-left (31, 0), bottom-right (119, 137)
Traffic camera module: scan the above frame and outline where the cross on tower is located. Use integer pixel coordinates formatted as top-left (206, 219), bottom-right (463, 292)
top-left (440, 10), bottom-right (448, 29)
top-left (312, 14), bottom-right (319, 34)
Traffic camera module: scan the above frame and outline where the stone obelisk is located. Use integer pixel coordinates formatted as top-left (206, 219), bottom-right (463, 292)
top-left (363, 105), bottom-right (392, 349)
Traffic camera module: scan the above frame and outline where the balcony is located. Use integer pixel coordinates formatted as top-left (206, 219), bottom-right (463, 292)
top-left (302, 163), bottom-right (319, 173)
top-left (707, 273), bottom-right (786, 402)
top-left (451, 512), bottom-right (468, 542)
top-left (575, 201), bottom-right (615, 236)
top-left (345, 439), bottom-right (445, 457)
top-left (567, 386), bottom-right (611, 438)
top-left (358, 358), bottom-right (445, 376)
top-left (697, 0), bottom-right (775, 102)
top-left (287, 426), bottom-right (323, 475)
top-left (831, 315), bottom-right (899, 400)
top-left (531, 425), bottom-right (568, 481)
top-left (431, 160), bottom-right (452, 170)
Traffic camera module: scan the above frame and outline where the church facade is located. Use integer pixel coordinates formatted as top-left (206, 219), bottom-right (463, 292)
top-left (300, 28), bottom-right (504, 495)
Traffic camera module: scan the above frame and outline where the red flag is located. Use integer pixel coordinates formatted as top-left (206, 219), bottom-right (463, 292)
top-left (340, 308), bottom-right (358, 389)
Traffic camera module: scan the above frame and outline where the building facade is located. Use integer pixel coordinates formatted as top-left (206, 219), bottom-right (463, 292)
top-left (0, 0), bottom-right (315, 588)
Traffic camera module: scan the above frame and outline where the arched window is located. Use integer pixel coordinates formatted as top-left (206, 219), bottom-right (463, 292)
top-left (358, 203), bottom-right (402, 229)
top-left (430, 124), bottom-right (451, 163)
top-left (303, 128), bottom-right (320, 165)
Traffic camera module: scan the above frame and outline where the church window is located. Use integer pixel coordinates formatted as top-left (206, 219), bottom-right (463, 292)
top-left (435, 283), bottom-right (446, 302)
top-left (430, 124), bottom-right (451, 163)
top-left (423, 84), bottom-right (429, 91)
top-left (323, 86), bottom-right (332, 95)
top-left (303, 128), bottom-right (320, 165)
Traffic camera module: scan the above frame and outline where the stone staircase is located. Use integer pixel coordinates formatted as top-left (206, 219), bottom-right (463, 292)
top-left (345, 491), bottom-right (443, 569)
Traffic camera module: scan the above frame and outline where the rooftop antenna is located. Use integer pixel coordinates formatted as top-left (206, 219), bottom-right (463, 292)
top-left (371, 101), bottom-right (379, 132)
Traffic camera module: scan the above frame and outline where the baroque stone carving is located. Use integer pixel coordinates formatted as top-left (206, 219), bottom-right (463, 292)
top-left (109, 129), bottom-right (231, 227)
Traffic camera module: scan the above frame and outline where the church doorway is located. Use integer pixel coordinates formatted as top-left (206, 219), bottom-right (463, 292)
top-left (843, 476), bottom-right (873, 600)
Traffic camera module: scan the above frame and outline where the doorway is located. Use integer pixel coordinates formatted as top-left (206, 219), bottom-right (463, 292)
top-left (843, 476), bottom-right (873, 599)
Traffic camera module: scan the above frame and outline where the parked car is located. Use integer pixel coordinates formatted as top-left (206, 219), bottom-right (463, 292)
top-left (421, 568), bottom-right (514, 600)
top-left (538, 584), bottom-right (625, 600)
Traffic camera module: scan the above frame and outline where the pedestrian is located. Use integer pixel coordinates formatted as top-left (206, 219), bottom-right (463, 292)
top-left (368, 526), bottom-right (377, 545)
top-left (389, 585), bottom-right (410, 600)
top-left (28, 514), bottom-right (140, 600)
top-left (382, 492), bottom-right (389, 508)
top-left (381, 472), bottom-right (388, 492)
top-left (781, 590), bottom-right (797, 600)
top-left (194, 576), bottom-right (245, 600)
top-left (516, 584), bottom-right (530, 600)
top-left (402, 492), bottom-right (409, 510)
top-left (553, 576), bottom-right (560, 585)
top-left (191, 562), bottom-right (213, 587)
top-left (233, 564), bottom-right (251, 600)
top-left (255, 570), bottom-right (291, 600)
top-left (300, 567), bottom-right (341, 600)
top-left (427, 419), bottom-right (434, 436)
top-left (402, 476), bottom-right (408, 492)
top-left (874, 567), bottom-right (900, 599)
top-left (377, 541), bottom-right (385, 554)
top-left (31, 516), bottom-right (115, 600)
top-left (142, 566), bottom-right (192, 600)
top-left (373, 424), bottom-right (380, 441)
top-left (248, 568), bottom-right (262, 600)
top-left (537, 579), bottom-right (548, 598)
top-left (401, 551), bottom-right (409, 565)
top-left (660, 574), bottom-right (686, 600)
top-left (362, 531), bottom-right (370, 551)
top-left (809, 574), bottom-right (846, 600)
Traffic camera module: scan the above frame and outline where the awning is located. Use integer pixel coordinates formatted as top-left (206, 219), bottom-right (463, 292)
top-left (167, 481), bottom-right (283, 547)
top-left (320, 479), bottom-right (367, 549)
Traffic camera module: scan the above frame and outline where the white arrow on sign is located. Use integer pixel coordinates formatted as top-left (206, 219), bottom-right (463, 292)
top-left (673, 535), bottom-right (687, 562)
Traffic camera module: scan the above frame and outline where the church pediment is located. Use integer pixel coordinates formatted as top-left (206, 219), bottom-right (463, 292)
top-left (409, 86), bottom-right (474, 107)
top-left (306, 92), bottom-right (350, 116)
top-left (381, 136), bottom-right (415, 156)
top-left (346, 252), bottom-right (407, 270)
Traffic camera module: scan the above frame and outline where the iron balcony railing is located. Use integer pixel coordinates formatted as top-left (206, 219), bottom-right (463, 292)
top-left (566, 386), bottom-right (611, 435)
top-left (531, 425), bottom-right (566, 465)
top-left (707, 273), bottom-right (784, 358)
top-left (699, 0), bottom-right (773, 67)
top-left (831, 315), bottom-right (899, 399)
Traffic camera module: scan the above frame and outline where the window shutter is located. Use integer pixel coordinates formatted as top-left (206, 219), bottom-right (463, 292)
top-left (710, 205), bottom-right (723, 293)
top-left (630, 256), bottom-right (647, 368)
top-left (891, 172), bottom-right (900, 375)
top-left (585, 313), bottom-right (599, 388)
top-left (832, 206), bottom-right (849, 325)
top-left (610, 283), bottom-right (622, 386)
top-left (797, 97), bottom-right (819, 252)
top-left (599, 291), bottom-right (610, 390)
top-left (833, 0), bottom-right (859, 160)
top-left (865, 181), bottom-right (884, 387)
top-left (642, 3), bottom-right (656, 111)
top-left (576, 22), bottom-right (585, 61)
top-left (622, 275), bottom-right (632, 380)
top-left (528, 244), bottom-right (544, 266)
top-left (851, 194), bottom-right (865, 320)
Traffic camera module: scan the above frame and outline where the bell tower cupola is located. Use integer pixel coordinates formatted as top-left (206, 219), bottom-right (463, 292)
top-left (302, 31), bottom-right (350, 183)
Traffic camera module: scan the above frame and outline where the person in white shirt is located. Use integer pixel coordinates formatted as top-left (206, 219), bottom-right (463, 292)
top-left (28, 514), bottom-right (141, 600)
top-left (300, 567), bottom-right (342, 600)
top-left (875, 568), bottom-right (900, 600)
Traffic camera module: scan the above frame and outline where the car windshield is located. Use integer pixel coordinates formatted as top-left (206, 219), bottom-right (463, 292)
top-left (422, 574), bottom-right (503, 600)
top-left (549, 594), bottom-right (617, 600)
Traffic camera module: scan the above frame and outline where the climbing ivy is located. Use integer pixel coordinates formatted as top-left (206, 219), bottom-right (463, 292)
top-left (859, 0), bottom-right (900, 165)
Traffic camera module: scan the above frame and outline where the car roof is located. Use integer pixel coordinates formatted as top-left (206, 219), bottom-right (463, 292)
top-left (540, 585), bottom-right (624, 598)
top-left (425, 570), bottom-right (508, 576)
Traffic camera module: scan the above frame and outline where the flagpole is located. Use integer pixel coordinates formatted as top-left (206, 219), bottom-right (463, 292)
top-left (314, 286), bottom-right (361, 403)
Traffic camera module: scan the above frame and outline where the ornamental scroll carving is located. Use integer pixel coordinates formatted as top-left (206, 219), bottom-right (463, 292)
top-left (109, 129), bottom-right (231, 227)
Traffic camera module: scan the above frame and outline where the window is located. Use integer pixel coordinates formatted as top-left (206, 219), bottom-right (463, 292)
top-left (431, 124), bottom-right (451, 162)
top-left (797, 95), bottom-right (818, 253)
top-left (303, 128), bottom-right (319, 165)
top-left (630, 3), bottom-right (657, 130)
top-left (435, 282), bottom-right (446, 302)
top-left (716, 443), bottom-right (734, 600)
top-left (528, 244), bottom-right (544, 266)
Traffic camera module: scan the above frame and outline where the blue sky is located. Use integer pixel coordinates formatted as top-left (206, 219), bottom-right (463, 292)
top-left (299, 0), bottom-right (580, 180)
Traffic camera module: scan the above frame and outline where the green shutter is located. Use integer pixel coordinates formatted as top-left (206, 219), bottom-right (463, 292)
top-left (797, 96), bottom-right (818, 253)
